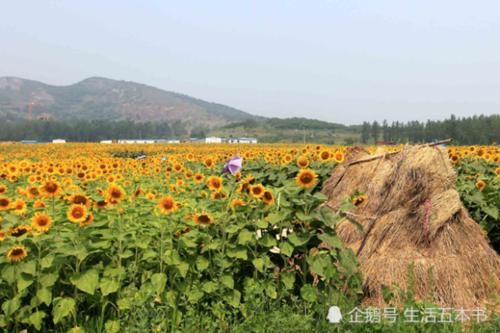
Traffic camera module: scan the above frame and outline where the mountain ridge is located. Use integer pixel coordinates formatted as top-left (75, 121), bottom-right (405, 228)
top-left (0, 76), bottom-right (257, 128)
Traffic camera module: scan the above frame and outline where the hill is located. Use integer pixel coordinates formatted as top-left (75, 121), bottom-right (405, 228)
top-left (0, 76), bottom-right (256, 128)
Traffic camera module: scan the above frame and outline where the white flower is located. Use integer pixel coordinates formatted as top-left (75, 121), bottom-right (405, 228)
top-left (256, 229), bottom-right (262, 240)
top-left (270, 246), bottom-right (281, 254)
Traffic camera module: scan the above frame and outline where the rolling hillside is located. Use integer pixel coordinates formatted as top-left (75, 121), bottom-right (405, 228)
top-left (0, 77), bottom-right (256, 128)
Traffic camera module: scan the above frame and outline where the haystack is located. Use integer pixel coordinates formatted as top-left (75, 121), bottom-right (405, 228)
top-left (322, 144), bottom-right (500, 308)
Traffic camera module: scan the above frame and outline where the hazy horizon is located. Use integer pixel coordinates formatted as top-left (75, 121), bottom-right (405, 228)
top-left (1, 1), bottom-right (499, 125)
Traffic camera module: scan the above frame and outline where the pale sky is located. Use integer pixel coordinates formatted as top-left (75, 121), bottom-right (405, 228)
top-left (1, 0), bottom-right (499, 124)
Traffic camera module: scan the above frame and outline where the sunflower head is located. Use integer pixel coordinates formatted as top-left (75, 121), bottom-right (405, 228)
top-left (80, 212), bottom-right (94, 228)
top-left (475, 180), bottom-right (486, 191)
top-left (106, 184), bottom-right (126, 203)
top-left (0, 185), bottom-right (8, 195)
top-left (262, 190), bottom-right (274, 205)
top-left (67, 204), bottom-right (88, 223)
top-left (319, 150), bottom-right (331, 161)
top-left (295, 169), bottom-right (318, 189)
top-left (31, 212), bottom-right (53, 233)
top-left (334, 151), bottom-right (345, 163)
top-left (249, 184), bottom-right (265, 198)
top-left (296, 156), bottom-right (310, 168)
top-left (158, 196), bottom-right (178, 214)
top-left (6, 246), bottom-right (28, 262)
top-left (69, 194), bottom-right (90, 207)
top-left (193, 213), bottom-right (214, 225)
top-left (0, 197), bottom-right (11, 211)
top-left (11, 199), bottom-right (27, 215)
top-left (207, 176), bottom-right (223, 192)
top-left (39, 180), bottom-right (61, 197)
top-left (9, 225), bottom-right (32, 237)
top-left (230, 198), bottom-right (246, 208)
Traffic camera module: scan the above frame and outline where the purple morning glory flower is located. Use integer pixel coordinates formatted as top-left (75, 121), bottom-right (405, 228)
top-left (222, 156), bottom-right (242, 176)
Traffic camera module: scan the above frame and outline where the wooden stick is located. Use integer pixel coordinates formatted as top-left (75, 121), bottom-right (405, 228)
top-left (348, 139), bottom-right (452, 166)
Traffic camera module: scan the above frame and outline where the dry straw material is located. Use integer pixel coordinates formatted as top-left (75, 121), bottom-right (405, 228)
top-left (322, 145), bottom-right (500, 308)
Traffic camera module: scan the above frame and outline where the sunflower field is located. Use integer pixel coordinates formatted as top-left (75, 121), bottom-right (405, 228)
top-left (0, 143), bottom-right (498, 332)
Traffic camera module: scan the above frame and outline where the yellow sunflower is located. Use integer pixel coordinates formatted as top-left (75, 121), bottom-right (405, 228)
top-left (80, 212), bottom-right (94, 227)
top-left (39, 180), bottom-right (61, 197)
top-left (69, 194), bottom-right (91, 207)
top-left (158, 196), bottom-right (178, 214)
top-left (9, 225), bottom-right (32, 237)
top-left (11, 199), bottom-right (27, 215)
top-left (0, 197), bottom-right (11, 211)
top-left (106, 184), bottom-right (126, 204)
top-left (295, 169), bottom-right (318, 189)
top-left (6, 246), bottom-right (28, 262)
top-left (262, 190), bottom-right (274, 205)
top-left (230, 198), bottom-right (246, 208)
top-left (249, 184), bottom-right (265, 198)
top-left (333, 151), bottom-right (345, 163)
top-left (67, 204), bottom-right (88, 223)
top-left (296, 156), bottom-right (310, 168)
top-left (31, 212), bottom-right (53, 233)
top-left (193, 213), bottom-right (214, 225)
top-left (207, 176), bottom-right (223, 192)
top-left (475, 180), bottom-right (486, 191)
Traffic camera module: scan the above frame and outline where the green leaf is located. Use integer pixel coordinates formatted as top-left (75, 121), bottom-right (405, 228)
top-left (225, 290), bottom-right (241, 308)
top-left (141, 250), bottom-right (157, 261)
top-left (227, 246), bottom-right (248, 260)
top-left (100, 278), bottom-right (120, 296)
top-left (2, 297), bottom-right (20, 317)
top-left (70, 269), bottom-right (99, 295)
top-left (195, 256), bottom-right (209, 272)
top-left (265, 284), bottom-right (278, 299)
top-left (40, 255), bottom-right (55, 269)
top-left (258, 234), bottom-right (276, 248)
top-left (313, 192), bottom-right (328, 202)
top-left (288, 233), bottom-right (310, 246)
top-left (37, 288), bottom-right (52, 306)
top-left (187, 286), bottom-right (204, 304)
top-left (237, 229), bottom-right (255, 245)
top-left (1, 266), bottom-right (16, 284)
top-left (20, 261), bottom-right (37, 275)
top-left (309, 255), bottom-right (332, 277)
top-left (176, 262), bottom-right (189, 278)
top-left (265, 212), bottom-right (282, 225)
top-left (220, 275), bottom-right (234, 289)
top-left (280, 241), bottom-right (294, 257)
top-left (105, 320), bottom-right (120, 333)
top-left (117, 298), bottom-right (132, 310)
top-left (28, 311), bottom-right (46, 331)
top-left (39, 273), bottom-right (58, 288)
top-left (300, 285), bottom-right (318, 302)
top-left (201, 281), bottom-right (218, 294)
top-left (281, 272), bottom-right (295, 289)
top-left (52, 297), bottom-right (75, 324)
top-left (252, 258), bottom-right (265, 273)
top-left (255, 219), bottom-right (268, 228)
top-left (483, 206), bottom-right (498, 220)
top-left (318, 233), bottom-right (343, 249)
top-left (17, 273), bottom-right (33, 292)
top-left (151, 273), bottom-right (167, 294)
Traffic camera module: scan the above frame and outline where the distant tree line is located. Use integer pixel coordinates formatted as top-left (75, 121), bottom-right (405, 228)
top-left (0, 119), bottom-right (189, 142)
top-left (0, 114), bottom-right (498, 144)
top-left (360, 114), bottom-right (500, 145)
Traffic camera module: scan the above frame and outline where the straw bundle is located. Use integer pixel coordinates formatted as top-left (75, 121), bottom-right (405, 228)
top-left (322, 145), bottom-right (500, 308)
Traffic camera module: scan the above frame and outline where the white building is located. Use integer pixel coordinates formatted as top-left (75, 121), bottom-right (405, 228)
top-left (117, 140), bottom-right (155, 144)
top-left (204, 137), bottom-right (222, 144)
top-left (228, 137), bottom-right (258, 144)
top-left (100, 140), bottom-right (113, 144)
top-left (52, 139), bottom-right (66, 144)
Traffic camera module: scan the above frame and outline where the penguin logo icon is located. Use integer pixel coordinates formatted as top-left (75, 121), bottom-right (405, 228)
top-left (327, 306), bottom-right (342, 323)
